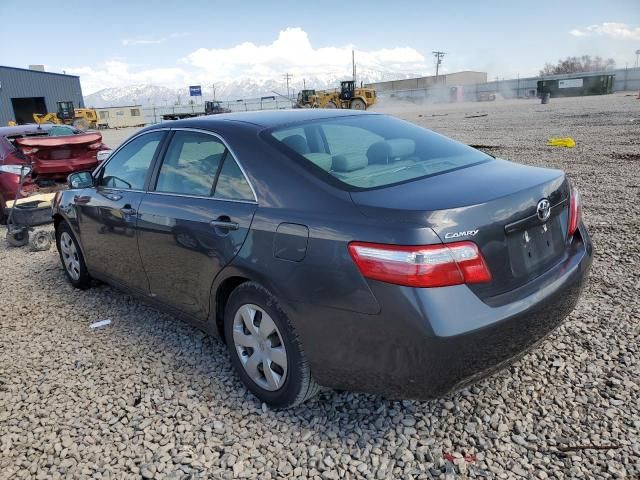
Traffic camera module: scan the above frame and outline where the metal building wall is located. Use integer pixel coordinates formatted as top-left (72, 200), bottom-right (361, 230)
top-left (0, 66), bottom-right (84, 125)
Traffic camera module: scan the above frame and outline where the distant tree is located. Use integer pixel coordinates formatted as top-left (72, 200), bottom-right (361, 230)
top-left (540, 55), bottom-right (616, 76)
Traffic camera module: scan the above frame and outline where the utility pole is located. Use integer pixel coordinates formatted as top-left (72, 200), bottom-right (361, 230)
top-left (432, 51), bottom-right (446, 84)
top-left (635, 49), bottom-right (640, 68)
top-left (303, 78), bottom-right (306, 89)
top-left (283, 73), bottom-right (293, 99)
top-left (352, 49), bottom-right (356, 83)
top-left (211, 84), bottom-right (216, 101)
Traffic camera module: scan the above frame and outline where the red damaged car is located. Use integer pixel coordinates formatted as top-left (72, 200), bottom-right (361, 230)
top-left (0, 124), bottom-right (109, 223)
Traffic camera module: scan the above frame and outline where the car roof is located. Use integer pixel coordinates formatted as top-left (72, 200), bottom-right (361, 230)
top-left (151, 108), bottom-right (381, 130)
top-left (0, 124), bottom-right (56, 137)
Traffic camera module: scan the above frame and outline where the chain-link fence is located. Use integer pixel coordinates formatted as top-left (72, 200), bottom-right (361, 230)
top-left (142, 96), bottom-right (296, 125)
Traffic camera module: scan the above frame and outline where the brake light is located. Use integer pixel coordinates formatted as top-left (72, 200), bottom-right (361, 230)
top-left (568, 186), bottom-right (582, 237)
top-left (21, 147), bottom-right (39, 155)
top-left (348, 241), bottom-right (492, 288)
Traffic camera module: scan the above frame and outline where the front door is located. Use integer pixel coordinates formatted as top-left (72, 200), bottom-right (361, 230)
top-left (137, 130), bottom-right (257, 320)
top-left (74, 130), bottom-right (166, 292)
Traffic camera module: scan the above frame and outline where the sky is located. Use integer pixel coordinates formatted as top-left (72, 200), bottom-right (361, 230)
top-left (1, 0), bottom-right (639, 94)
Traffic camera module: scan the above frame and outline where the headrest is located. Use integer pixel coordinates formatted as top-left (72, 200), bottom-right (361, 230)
top-left (281, 134), bottom-right (310, 154)
top-left (367, 139), bottom-right (416, 164)
top-left (332, 153), bottom-right (368, 172)
top-left (387, 139), bottom-right (415, 158)
top-left (303, 153), bottom-right (332, 171)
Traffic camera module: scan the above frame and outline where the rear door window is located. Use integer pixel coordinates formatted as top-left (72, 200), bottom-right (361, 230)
top-left (155, 131), bottom-right (225, 196)
top-left (213, 155), bottom-right (255, 202)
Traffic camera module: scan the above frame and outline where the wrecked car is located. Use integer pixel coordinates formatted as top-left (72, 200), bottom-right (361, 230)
top-left (0, 124), bottom-right (109, 223)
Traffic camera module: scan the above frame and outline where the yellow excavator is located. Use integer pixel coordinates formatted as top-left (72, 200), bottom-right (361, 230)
top-left (295, 89), bottom-right (320, 108)
top-left (318, 81), bottom-right (377, 110)
top-left (33, 101), bottom-right (98, 130)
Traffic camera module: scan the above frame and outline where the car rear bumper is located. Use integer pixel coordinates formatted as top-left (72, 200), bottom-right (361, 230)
top-left (290, 224), bottom-right (592, 399)
top-left (32, 157), bottom-right (98, 178)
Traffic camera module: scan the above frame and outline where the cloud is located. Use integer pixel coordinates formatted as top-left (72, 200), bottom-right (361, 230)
top-left (570, 22), bottom-right (640, 40)
top-left (122, 32), bottom-right (190, 46)
top-left (64, 60), bottom-right (190, 94)
top-left (68, 28), bottom-right (428, 94)
top-left (184, 27), bottom-right (427, 82)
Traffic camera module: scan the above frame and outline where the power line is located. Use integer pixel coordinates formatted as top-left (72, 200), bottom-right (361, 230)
top-left (432, 51), bottom-right (446, 83)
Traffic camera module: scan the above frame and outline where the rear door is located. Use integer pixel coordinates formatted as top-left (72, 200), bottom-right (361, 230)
top-left (74, 130), bottom-right (166, 292)
top-left (137, 129), bottom-right (257, 320)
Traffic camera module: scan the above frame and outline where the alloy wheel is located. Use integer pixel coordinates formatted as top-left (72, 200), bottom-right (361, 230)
top-left (232, 304), bottom-right (288, 391)
top-left (60, 232), bottom-right (81, 280)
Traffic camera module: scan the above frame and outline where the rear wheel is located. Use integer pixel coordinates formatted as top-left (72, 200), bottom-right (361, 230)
top-left (324, 101), bottom-right (337, 109)
top-left (350, 98), bottom-right (366, 110)
top-left (56, 222), bottom-right (91, 289)
top-left (224, 282), bottom-right (319, 408)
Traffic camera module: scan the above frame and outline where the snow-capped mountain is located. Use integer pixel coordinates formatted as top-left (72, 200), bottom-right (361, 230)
top-left (83, 70), bottom-right (421, 108)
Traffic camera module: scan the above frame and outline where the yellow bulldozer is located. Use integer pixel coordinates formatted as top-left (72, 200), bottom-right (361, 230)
top-left (33, 101), bottom-right (98, 130)
top-left (318, 81), bottom-right (377, 110)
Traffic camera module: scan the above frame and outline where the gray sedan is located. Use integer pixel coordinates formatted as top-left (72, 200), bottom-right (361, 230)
top-left (53, 110), bottom-right (592, 408)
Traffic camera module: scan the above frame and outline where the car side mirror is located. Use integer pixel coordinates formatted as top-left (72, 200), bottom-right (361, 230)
top-left (68, 171), bottom-right (94, 189)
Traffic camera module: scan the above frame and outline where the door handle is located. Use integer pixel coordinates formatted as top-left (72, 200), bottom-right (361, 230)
top-left (120, 207), bottom-right (137, 216)
top-left (210, 217), bottom-right (239, 231)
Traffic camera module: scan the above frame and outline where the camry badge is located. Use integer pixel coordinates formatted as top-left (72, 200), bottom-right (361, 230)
top-left (444, 229), bottom-right (479, 239)
top-left (537, 199), bottom-right (551, 222)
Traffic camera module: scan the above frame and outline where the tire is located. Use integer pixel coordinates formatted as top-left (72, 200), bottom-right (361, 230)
top-left (72, 118), bottom-right (89, 131)
top-left (324, 101), bottom-right (337, 109)
top-left (55, 222), bottom-right (91, 289)
top-left (29, 230), bottom-right (52, 252)
top-left (0, 195), bottom-right (6, 225)
top-left (224, 282), bottom-right (320, 408)
top-left (6, 229), bottom-right (28, 247)
top-left (350, 98), bottom-right (366, 110)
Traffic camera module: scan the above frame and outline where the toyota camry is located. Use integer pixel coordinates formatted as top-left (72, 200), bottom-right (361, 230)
top-left (52, 110), bottom-right (592, 408)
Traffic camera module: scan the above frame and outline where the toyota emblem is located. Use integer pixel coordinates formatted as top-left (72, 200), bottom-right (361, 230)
top-left (536, 199), bottom-right (551, 222)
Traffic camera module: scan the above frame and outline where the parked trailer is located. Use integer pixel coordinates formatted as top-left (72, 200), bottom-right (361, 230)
top-left (161, 101), bottom-right (231, 121)
top-left (537, 74), bottom-right (615, 98)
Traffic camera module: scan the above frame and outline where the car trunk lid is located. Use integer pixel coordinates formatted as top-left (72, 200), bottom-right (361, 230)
top-left (349, 159), bottom-right (570, 299)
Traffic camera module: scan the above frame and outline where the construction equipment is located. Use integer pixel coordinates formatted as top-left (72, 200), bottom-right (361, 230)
top-left (205, 101), bottom-right (231, 115)
top-left (32, 101), bottom-right (98, 130)
top-left (319, 81), bottom-right (377, 110)
top-left (295, 90), bottom-right (319, 108)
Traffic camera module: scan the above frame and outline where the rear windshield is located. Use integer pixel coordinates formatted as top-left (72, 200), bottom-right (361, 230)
top-left (269, 115), bottom-right (491, 190)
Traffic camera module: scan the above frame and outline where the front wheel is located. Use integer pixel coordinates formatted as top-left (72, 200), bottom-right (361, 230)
top-left (56, 222), bottom-right (91, 289)
top-left (350, 98), bottom-right (366, 110)
top-left (224, 282), bottom-right (320, 408)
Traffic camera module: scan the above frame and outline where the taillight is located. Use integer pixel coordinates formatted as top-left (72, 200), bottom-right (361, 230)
top-left (568, 186), bottom-right (582, 237)
top-left (348, 241), bottom-right (492, 288)
top-left (88, 142), bottom-right (103, 150)
top-left (21, 147), bottom-right (39, 155)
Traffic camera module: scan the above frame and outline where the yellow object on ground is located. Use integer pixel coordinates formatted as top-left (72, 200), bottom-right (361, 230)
top-left (5, 193), bottom-right (56, 209)
top-left (547, 137), bottom-right (576, 148)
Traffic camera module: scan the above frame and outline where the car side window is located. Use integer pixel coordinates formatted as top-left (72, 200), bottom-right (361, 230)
top-left (100, 131), bottom-right (164, 190)
top-left (155, 131), bottom-right (225, 196)
top-left (213, 154), bottom-right (255, 202)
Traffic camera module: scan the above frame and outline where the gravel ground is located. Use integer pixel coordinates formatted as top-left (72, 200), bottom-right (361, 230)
top-left (1, 94), bottom-right (639, 479)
